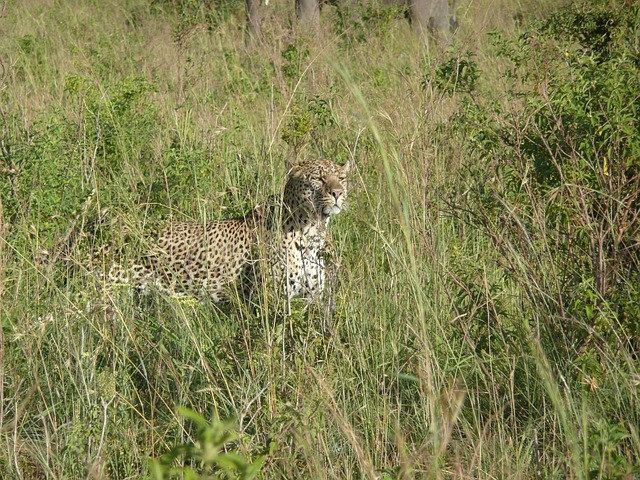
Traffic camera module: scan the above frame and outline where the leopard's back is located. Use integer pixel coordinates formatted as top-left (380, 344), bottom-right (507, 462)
top-left (109, 219), bottom-right (256, 302)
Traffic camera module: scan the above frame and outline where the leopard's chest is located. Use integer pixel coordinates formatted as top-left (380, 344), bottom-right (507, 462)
top-left (279, 217), bottom-right (330, 299)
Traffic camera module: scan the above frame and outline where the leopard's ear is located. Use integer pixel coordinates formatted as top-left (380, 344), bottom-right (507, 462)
top-left (341, 161), bottom-right (351, 174)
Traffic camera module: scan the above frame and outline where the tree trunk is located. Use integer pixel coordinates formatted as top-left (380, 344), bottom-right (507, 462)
top-left (295, 0), bottom-right (321, 25)
top-left (409, 0), bottom-right (450, 38)
top-left (246, 0), bottom-right (262, 37)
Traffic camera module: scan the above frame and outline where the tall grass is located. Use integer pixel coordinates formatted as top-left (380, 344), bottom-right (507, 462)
top-left (1, 0), bottom-right (638, 478)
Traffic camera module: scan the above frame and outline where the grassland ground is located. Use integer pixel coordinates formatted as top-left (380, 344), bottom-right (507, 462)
top-left (0, 0), bottom-right (638, 478)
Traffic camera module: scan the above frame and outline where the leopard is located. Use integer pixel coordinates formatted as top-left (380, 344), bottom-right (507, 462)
top-left (107, 158), bottom-right (350, 303)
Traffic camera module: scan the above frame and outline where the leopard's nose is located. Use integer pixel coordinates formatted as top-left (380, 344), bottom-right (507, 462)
top-left (331, 190), bottom-right (343, 201)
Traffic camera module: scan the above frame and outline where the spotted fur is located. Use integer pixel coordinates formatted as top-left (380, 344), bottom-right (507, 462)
top-left (108, 159), bottom-right (350, 302)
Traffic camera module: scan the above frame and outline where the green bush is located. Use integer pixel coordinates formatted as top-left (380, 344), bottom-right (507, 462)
top-left (0, 75), bottom-right (159, 242)
top-left (449, 0), bottom-right (640, 343)
top-left (434, 2), bottom-right (639, 475)
top-left (150, 408), bottom-right (266, 480)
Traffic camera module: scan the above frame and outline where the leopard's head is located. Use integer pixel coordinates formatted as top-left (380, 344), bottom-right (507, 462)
top-left (284, 159), bottom-right (350, 218)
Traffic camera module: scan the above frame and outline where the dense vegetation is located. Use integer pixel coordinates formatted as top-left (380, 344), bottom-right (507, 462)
top-left (1, 0), bottom-right (638, 478)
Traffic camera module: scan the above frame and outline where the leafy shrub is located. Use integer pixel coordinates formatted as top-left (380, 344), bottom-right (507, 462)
top-left (0, 75), bottom-right (159, 239)
top-left (333, 1), bottom-right (405, 44)
top-left (281, 93), bottom-right (337, 154)
top-left (64, 74), bottom-right (159, 173)
top-left (281, 40), bottom-right (311, 80)
top-left (430, 52), bottom-right (479, 95)
top-left (0, 112), bottom-right (88, 238)
top-left (436, 3), bottom-right (640, 474)
top-left (150, 408), bottom-right (266, 480)
top-left (447, 0), bottom-right (640, 343)
top-left (152, 0), bottom-right (244, 34)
